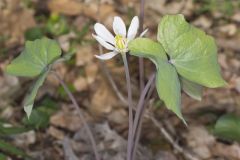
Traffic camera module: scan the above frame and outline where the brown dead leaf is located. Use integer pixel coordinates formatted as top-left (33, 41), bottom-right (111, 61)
top-left (82, 3), bottom-right (116, 21)
top-left (0, 74), bottom-right (19, 99)
top-left (73, 76), bottom-right (88, 92)
top-left (47, 63), bottom-right (67, 86)
top-left (48, 126), bottom-right (65, 140)
top-left (58, 32), bottom-right (76, 52)
top-left (85, 63), bottom-right (98, 85)
top-left (232, 12), bottom-right (240, 23)
top-left (48, 0), bottom-right (83, 15)
top-left (48, 0), bottom-right (116, 22)
top-left (90, 77), bottom-right (118, 116)
top-left (212, 143), bottom-right (240, 160)
top-left (219, 24), bottom-right (237, 36)
top-left (147, 0), bottom-right (187, 15)
top-left (184, 125), bottom-right (215, 159)
top-left (107, 108), bottom-right (128, 124)
top-left (76, 46), bottom-right (94, 66)
top-left (0, 0), bottom-right (36, 47)
top-left (193, 16), bottom-right (212, 29)
top-left (14, 131), bottom-right (36, 147)
top-left (50, 104), bottom-right (91, 131)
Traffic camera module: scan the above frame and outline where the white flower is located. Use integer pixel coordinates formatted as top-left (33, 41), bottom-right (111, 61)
top-left (93, 16), bottom-right (148, 60)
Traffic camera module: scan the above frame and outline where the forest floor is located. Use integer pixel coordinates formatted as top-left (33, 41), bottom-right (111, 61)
top-left (0, 0), bottom-right (240, 160)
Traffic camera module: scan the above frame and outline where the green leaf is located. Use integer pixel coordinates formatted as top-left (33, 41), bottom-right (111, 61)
top-left (128, 38), bottom-right (167, 64)
top-left (0, 124), bottom-right (30, 136)
top-left (25, 27), bottom-right (44, 41)
top-left (23, 70), bottom-right (49, 118)
top-left (158, 14), bottom-right (226, 88)
top-left (213, 114), bottom-right (240, 141)
top-left (129, 38), bottom-right (185, 121)
top-left (0, 153), bottom-right (7, 160)
top-left (22, 98), bottom-right (58, 129)
top-left (23, 109), bottom-right (50, 129)
top-left (0, 139), bottom-right (31, 159)
top-left (180, 77), bottom-right (203, 101)
top-left (6, 38), bottom-right (61, 77)
top-left (156, 61), bottom-right (185, 123)
top-left (46, 14), bottom-right (69, 36)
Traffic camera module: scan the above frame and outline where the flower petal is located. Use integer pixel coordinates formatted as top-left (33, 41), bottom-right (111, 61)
top-left (94, 23), bottom-right (115, 44)
top-left (140, 28), bottom-right (148, 37)
top-left (113, 16), bottom-right (126, 37)
top-left (92, 34), bottom-right (115, 50)
top-left (127, 16), bottom-right (139, 40)
top-left (95, 52), bottom-right (118, 60)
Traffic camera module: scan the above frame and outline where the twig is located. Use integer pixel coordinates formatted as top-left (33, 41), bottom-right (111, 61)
top-left (149, 115), bottom-right (200, 160)
top-left (52, 71), bottom-right (100, 160)
top-left (139, 0), bottom-right (145, 92)
top-left (122, 53), bottom-right (134, 160)
top-left (131, 73), bottom-right (156, 160)
top-left (62, 137), bottom-right (79, 160)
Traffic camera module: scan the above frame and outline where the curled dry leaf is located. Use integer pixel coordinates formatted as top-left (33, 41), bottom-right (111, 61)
top-left (50, 104), bottom-right (91, 132)
top-left (184, 125), bottom-right (215, 159)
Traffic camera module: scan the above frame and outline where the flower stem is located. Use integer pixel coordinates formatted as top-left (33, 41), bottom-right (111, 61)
top-left (122, 53), bottom-right (134, 160)
top-left (131, 73), bottom-right (156, 160)
top-left (52, 71), bottom-right (100, 160)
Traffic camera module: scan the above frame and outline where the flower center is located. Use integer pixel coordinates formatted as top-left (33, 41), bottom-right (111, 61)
top-left (115, 35), bottom-right (127, 52)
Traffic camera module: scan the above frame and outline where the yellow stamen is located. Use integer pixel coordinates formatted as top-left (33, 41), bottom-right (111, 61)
top-left (115, 35), bottom-right (126, 51)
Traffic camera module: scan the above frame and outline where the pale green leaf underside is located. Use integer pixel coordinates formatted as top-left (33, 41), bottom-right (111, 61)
top-left (6, 37), bottom-right (61, 77)
top-left (158, 14), bottom-right (226, 88)
top-left (156, 61), bottom-right (185, 122)
top-left (129, 38), bottom-right (185, 121)
top-left (24, 70), bottom-right (49, 118)
top-left (128, 38), bottom-right (167, 64)
top-left (180, 77), bottom-right (202, 101)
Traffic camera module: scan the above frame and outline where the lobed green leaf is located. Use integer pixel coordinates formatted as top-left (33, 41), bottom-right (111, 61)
top-left (6, 37), bottom-right (61, 77)
top-left (158, 14), bottom-right (226, 88)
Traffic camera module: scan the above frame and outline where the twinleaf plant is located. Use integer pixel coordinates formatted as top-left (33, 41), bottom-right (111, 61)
top-left (129, 14), bottom-right (226, 121)
top-left (5, 38), bottom-right (100, 160)
top-left (6, 38), bottom-right (61, 118)
top-left (5, 14), bottom-right (226, 160)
